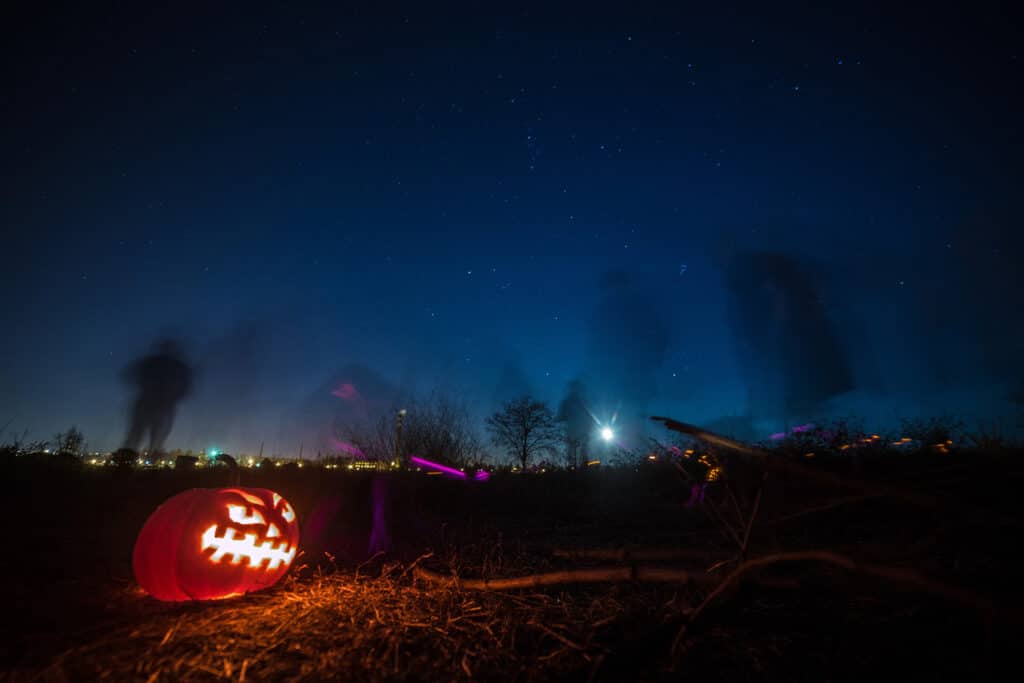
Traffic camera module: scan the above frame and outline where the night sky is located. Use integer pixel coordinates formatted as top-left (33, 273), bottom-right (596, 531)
top-left (2, 3), bottom-right (1022, 455)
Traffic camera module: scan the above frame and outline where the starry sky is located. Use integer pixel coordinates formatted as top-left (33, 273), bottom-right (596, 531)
top-left (2, 3), bottom-right (1022, 455)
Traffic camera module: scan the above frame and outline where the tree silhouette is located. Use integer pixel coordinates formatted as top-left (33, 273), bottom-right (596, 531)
top-left (486, 396), bottom-right (561, 470)
top-left (340, 392), bottom-right (483, 466)
top-left (52, 425), bottom-right (86, 456)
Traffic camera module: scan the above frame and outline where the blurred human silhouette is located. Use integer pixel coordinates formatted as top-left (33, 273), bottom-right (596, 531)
top-left (556, 378), bottom-right (593, 468)
top-left (584, 271), bottom-right (670, 442)
top-left (724, 250), bottom-right (853, 422)
top-left (122, 338), bottom-right (194, 454)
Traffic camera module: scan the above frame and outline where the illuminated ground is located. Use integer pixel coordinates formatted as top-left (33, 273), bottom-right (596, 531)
top-left (3, 443), bottom-right (1021, 681)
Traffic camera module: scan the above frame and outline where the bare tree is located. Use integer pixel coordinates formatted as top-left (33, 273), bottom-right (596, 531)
top-left (403, 393), bottom-right (485, 466)
top-left (486, 396), bottom-right (561, 470)
top-left (340, 391), bottom-right (485, 466)
top-left (53, 426), bottom-right (86, 456)
top-left (338, 412), bottom-right (395, 462)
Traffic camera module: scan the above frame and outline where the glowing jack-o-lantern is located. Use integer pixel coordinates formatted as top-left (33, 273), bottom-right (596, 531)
top-left (133, 487), bottom-right (300, 601)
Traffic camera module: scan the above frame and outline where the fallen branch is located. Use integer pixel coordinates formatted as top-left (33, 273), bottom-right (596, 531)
top-left (652, 416), bottom-right (936, 506)
top-left (766, 494), bottom-right (880, 525)
top-left (551, 547), bottom-right (727, 563)
top-left (651, 416), bottom-right (1023, 528)
top-left (672, 549), bottom-right (1008, 654)
top-left (414, 565), bottom-right (712, 590)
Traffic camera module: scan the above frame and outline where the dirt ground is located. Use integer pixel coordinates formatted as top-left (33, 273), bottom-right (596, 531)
top-left (2, 449), bottom-right (1020, 681)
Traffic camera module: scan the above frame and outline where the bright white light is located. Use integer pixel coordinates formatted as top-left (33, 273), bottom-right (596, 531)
top-left (600, 427), bottom-right (614, 442)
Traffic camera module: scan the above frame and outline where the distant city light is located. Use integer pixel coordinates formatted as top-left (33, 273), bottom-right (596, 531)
top-left (600, 427), bottom-right (614, 442)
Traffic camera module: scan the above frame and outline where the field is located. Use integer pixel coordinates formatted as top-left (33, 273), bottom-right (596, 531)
top-left (2, 435), bottom-right (1022, 681)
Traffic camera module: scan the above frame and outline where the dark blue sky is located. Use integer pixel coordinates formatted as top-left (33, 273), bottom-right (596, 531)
top-left (2, 3), bottom-right (1021, 454)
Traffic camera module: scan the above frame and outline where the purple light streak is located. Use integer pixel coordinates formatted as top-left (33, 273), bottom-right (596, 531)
top-left (410, 456), bottom-right (491, 482)
top-left (329, 438), bottom-right (366, 458)
top-left (331, 382), bottom-right (360, 400)
top-left (410, 456), bottom-right (466, 479)
top-left (770, 423), bottom-right (817, 440)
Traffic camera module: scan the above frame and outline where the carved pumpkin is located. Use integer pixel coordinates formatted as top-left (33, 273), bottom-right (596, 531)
top-left (133, 487), bottom-right (300, 601)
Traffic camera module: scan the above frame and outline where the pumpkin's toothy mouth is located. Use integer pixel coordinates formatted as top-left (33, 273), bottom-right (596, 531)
top-left (201, 525), bottom-right (297, 569)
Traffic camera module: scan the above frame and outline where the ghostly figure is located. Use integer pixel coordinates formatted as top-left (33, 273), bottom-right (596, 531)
top-left (290, 363), bottom-right (400, 457)
top-left (492, 359), bottom-right (533, 407)
top-left (556, 379), bottom-right (593, 468)
top-left (724, 251), bottom-right (853, 423)
top-left (367, 475), bottom-right (391, 555)
top-left (584, 271), bottom-right (670, 442)
top-left (123, 338), bottom-right (194, 454)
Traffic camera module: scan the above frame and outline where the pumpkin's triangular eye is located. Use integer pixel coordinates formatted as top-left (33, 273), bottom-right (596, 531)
top-left (272, 492), bottom-right (296, 522)
top-left (227, 504), bottom-right (266, 525)
top-left (280, 502), bottom-right (296, 522)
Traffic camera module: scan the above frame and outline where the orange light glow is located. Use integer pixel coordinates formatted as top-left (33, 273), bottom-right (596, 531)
top-left (201, 525), bottom-right (297, 570)
top-left (271, 493), bottom-right (296, 522)
top-left (214, 591), bottom-right (245, 600)
top-left (135, 487), bottom-right (301, 602)
top-left (281, 503), bottom-right (295, 522)
top-left (227, 504), bottom-right (267, 525)
top-left (220, 490), bottom-right (265, 506)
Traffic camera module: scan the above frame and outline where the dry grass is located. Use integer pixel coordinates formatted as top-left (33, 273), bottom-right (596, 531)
top-left (20, 562), bottom-right (672, 682)
top-left (11, 542), bottom-right (1014, 682)
top-left (4, 431), bottom-right (1023, 681)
